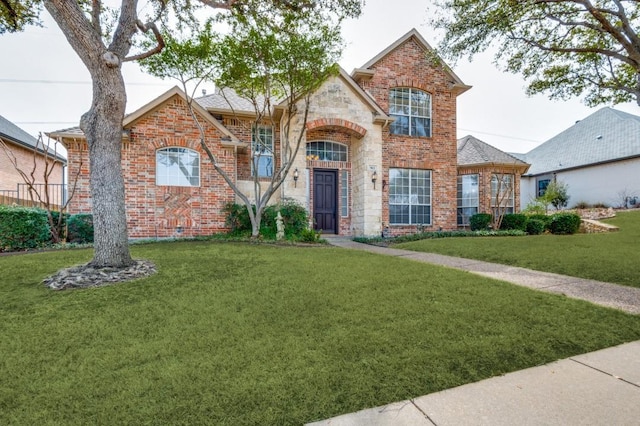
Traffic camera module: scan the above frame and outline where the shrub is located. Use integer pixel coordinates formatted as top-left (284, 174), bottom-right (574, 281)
top-left (0, 205), bottom-right (50, 251)
top-left (526, 219), bottom-right (546, 235)
top-left (469, 213), bottom-right (492, 231)
top-left (523, 199), bottom-right (547, 215)
top-left (500, 213), bottom-right (528, 231)
top-left (223, 203), bottom-right (252, 235)
top-left (262, 200), bottom-right (309, 239)
top-left (592, 202), bottom-right (609, 208)
top-left (544, 180), bottom-right (570, 210)
top-left (67, 214), bottom-right (94, 243)
top-left (223, 200), bottom-right (310, 239)
top-left (297, 228), bottom-right (321, 243)
top-left (549, 213), bottom-right (581, 235)
top-left (526, 214), bottom-right (552, 230)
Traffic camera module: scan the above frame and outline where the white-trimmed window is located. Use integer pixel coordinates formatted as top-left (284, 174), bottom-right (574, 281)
top-left (457, 174), bottom-right (479, 226)
top-left (156, 147), bottom-right (200, 187)
top-left (306, 141), bottom-right (348, 162)
top-left (389, 168), bottom-right (431, 225)
top-left (491, 174), bottom-right (514, 215)
top-left (389, 88), bottom-right (432, 137)
top-left (252, 125), bottom-right (274, 177)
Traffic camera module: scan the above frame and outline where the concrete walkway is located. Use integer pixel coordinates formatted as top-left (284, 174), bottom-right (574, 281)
top-left (324, 237), bottom-right (640, 315)
top-left (306, 238), bottom-right (640, 426)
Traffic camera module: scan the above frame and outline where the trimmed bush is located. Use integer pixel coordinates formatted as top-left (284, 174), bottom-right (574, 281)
top-left (526, 219), bottom-right (546, 235)
top-left (549, 213), bottom-right (581, 235)
top-left (0, 205), bottom-right (50, 251)
top-left (223, 200), bottom-right (311, 239)
top-left (500, 213), bottom-right (528, 231)
top-left (223, 203), bottom-right (252, 235)
top-left (67, 214), bottom-right (94, 243)
top-left (526, 214), bottom-right (552, 230)
top-left (262, 200), bottom-right (310, 239)
top-left (469, 213), bottom-right (492, 231)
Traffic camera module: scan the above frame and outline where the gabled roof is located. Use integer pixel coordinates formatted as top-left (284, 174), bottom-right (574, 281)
top-left (457, 135), bottom-right (529, 171)
top-left (48, 87), bottom-right (245, 148)
top-left (336, 67), bottom-right (392, 123)
top-left (352, 28), bottom-right (471, 95)
top-left (195, 68), bottom-right (392, 124)
top-left (521, 107), bottom-right (640, 176)
top-left (196, 87), bottom-right (267, 117)
top-left (1, 114), bottom-right (66, 163)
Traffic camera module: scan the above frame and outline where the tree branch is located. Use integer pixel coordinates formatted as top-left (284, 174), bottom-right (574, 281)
top-left (123, 20), bottom-right (165, 62)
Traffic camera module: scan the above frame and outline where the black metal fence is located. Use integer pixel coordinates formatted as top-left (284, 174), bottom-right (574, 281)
top-left (0, 184), bottom-right (67, 210)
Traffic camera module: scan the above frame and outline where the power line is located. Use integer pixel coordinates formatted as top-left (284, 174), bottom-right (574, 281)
top-left (0, 78), bottom-right (169, 86)
top-left (457, 127), bottom-right (542, 144)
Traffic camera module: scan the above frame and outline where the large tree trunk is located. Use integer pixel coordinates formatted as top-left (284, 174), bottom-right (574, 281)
top-left (82, 72), bottom-right (133, 267)
top-left (45, 0), bottom-right (134, 268)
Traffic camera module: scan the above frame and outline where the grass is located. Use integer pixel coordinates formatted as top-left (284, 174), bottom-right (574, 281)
top-left (395, 210), bottom-right (640, 288)
top-left (2, 241), bottom-right (640, 424)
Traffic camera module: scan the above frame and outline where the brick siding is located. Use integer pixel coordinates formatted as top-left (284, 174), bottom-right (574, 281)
top-left (363, 37), bottom-right (459, 234)
top-left (64, 95), bottom-right (236, 238)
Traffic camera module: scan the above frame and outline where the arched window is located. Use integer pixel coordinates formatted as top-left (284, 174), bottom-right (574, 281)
top-left (306, 141), bottom-right (348, 162)
top-left (156, 147), bottom-right (200, 187)
top-left (389, 88), bottom-right (431, 137)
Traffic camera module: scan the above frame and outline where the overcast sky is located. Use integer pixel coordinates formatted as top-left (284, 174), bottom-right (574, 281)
top-left (0, 0), bottom-right (638, 154)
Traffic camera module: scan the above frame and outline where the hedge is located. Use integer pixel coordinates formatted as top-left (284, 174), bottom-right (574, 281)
top-left (549, 213), bottom-right (582, 235)
top-left (0, 205), bottom-right (50, 251)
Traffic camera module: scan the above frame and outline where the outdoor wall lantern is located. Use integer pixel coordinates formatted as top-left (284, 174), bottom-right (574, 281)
top-left (371, 170), bottom-right (378, 189)
top-left (293, 168), bottom-right (299, 187)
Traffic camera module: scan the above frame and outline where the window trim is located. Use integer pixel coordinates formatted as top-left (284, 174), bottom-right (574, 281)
top-left (457, 174), bottom-right (479, 226)
top-left (155, 146), bottom-right (200, 187)
top-left (388, 168), bottom-right (432, 225)
top-left (388, 87), bottom-right (432, 138)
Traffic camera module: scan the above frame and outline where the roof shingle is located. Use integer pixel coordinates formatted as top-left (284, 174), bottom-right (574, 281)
top-left (521, 107), bottom-right (640, 176)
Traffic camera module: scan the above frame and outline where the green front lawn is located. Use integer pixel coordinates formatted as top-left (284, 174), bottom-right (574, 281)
top-left (2, 241), bottom-right (640, 425)
top-left (396, 210), bottom-right (640, 288)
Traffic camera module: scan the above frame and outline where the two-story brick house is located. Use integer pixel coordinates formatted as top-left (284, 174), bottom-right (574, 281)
top-left (51, 29), bottom-right (524, 239)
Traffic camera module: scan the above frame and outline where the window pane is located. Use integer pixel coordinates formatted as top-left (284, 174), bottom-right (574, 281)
top-left (389, 115), bottom-right (409, 135)
top-left (306, 141), bottom-right (348, 162)
top-left (341, 170), bottom-right (348, 217)
top-left (389, 88), bottom-right (431, 137)
top-left (411, 117), bottom-right (431, 137)
top-left (156, 147), bottom-right (200, 187)
top-left (252, 126), bottom-right (274, 177)
top-left (389, 168), bottom-right (431, 225)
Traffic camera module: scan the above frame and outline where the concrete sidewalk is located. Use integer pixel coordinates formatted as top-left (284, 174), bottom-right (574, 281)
top-left (324, 237), bottom-right (640, 315)
top-left (306, 238), bottom-right (640, 425)
top-left (308, 341), bottom-right (640, 426)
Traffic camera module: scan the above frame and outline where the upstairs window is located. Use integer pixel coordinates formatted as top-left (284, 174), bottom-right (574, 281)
top-left (156, 147), bottom-right (200, 187)
top-left (389, 88), bottom-right (431, 137)
top-left (252, 125), bottom-right (274, 177)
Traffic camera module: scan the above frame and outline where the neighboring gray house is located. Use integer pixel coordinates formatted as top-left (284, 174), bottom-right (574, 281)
top-left (517, 108), bottom-right (640, 209)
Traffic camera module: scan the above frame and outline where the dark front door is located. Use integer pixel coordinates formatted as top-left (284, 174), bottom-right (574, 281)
top-left (313, 170), bottom-right (338, 234)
